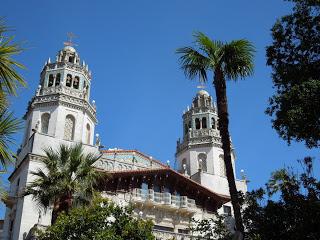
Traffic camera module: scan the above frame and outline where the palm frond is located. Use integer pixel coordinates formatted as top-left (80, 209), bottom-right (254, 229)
top-left (0, 110), bottom-right (22, 168)
top-left (176, 46), bottom-right (209, 82)
top-left (222, 39), bottom-right (255, 80)
top-left (0, 19), bottom-right (26, 96)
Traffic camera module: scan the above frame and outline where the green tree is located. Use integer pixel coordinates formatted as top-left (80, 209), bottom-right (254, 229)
top-left (266, 0), bottom-right (320, 148)
top-left (0, 18), bottom-right (26, 167)
top-left (191, 214), bottom-right (234, 240)
top-left (176, 32), bottom-right (255, 238)
top-left (37, 197), bottom-right (155, 240)
top-left (25, 144), bottom-right (105, 224)
top-left (243, 157), bottom-right (320, 240)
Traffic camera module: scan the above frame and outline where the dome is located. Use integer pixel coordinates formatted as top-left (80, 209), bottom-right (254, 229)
top-left (63, 46), bottom-right (76, 53)
top-left (197, 90), bottom-right (210, 97)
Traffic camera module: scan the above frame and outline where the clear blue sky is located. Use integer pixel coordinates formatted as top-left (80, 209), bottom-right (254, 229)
top-left (1, 0), bottom-right (318, 216)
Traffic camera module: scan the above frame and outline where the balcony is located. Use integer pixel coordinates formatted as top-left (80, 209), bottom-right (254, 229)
top-left (131, 188), bottom-right (196, 213)
top-left (153, 229), bottom-right (206, 240)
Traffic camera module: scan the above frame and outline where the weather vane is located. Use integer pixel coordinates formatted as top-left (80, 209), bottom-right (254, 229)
top-left (63, 32), bottom-right (78, 47)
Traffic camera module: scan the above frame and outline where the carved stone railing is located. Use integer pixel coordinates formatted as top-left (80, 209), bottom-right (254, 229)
top-left (153, 229), bottom-right (206, 240)
top-left (132, 188), bottom-right (196, 211)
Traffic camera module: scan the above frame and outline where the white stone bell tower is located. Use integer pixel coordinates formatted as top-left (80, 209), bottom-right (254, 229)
top-left (176, 90), bottom-right (247, 215)
top-left (2, 44), bottom-right (99, 240)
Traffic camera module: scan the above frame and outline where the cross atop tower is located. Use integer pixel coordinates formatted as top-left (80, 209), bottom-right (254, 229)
top-left (63, 32), bottom-right (78, 47)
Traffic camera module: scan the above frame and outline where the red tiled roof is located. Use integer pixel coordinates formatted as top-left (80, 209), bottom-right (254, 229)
top-left (98, 167), bottom-right (230, 203)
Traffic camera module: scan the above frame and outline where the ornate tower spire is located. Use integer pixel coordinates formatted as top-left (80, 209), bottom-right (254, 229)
top-left (176, 89), bottom-right (221, 156)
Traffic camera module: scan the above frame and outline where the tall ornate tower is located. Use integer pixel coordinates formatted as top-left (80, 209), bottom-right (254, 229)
top-left (176, 90), bottom-right (247, 215)
top-left (2, 45), bottom-right (99, 240)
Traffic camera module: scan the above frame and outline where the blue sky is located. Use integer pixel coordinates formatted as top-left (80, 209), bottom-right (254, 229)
top-left (1, 0), bottom-right (318, 216)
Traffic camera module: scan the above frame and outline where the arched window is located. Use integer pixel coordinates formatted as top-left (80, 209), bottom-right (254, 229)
top-left (86, 123), bottom-right (91, 144)
top-left (55, 73), bottom-right (61, 86)
top-left (41, 113), bottom-right (50, 134)
top-left (66, 74), bottom-right (72, 87)
top-left (64, 115), bottom-right (75, 141)
top-left (198, 153), bottom-right (207, 172)
top-left (48, 74), bottom-right (54, 87)
top-left (73, 76), bottom-right (80, 89)
top-left (219, 154), bottom-right (226, 177)
top-left (68, 56), bottom-right (74, 63)
top-left (211, 118), bottom-right (216, 129)
top-left (181, 158), bottom-right (188, 174)
top-left (202, 117), bottom-right (207, 129)
top-left (195, 118), bottom-right (200, 129)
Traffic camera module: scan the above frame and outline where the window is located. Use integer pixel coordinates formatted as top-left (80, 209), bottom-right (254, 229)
top-left (211, 117), bottom-right (216, 129)
top-left (66, 74), bottom-right (72, 87)
top-left (41, 113), bottom-right (50, 134)
top-left (48, 74), bottom-right (54, 87)
top-left (73, 76), bottom-right (80, 89)
top-left (55, 73), bottom-right (61, 86)
top-left (64, 115), bottom-right (75, 140)
top-left (223, 205), bottom-right (232, 216)
top-left (195, 118), bottom-right (200, 129)
top-left (24, 120), bottom-right (31, 144)
top-left (202, 117), bottom-right (207, 129)
top-left (219, 154), bottom-right (226, 177)
top-left (86, 123), bottom-right (91, 144)
top-left (68, 56), bottom-right (74, 63)
top-left (198, 153), bottom-right (207, 172)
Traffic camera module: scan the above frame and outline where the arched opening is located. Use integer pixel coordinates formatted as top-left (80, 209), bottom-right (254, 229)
top-left (48, 74), bottom-right (54, 87)
top-left (211, 118), bottom-right (216, 129)
top-left (68, 56), bottom-right (74, 63)
top-left (219, 154), bottom-right (226, 177)
top-left (86, 123), bottom-right (91, 144)
top-left (66, 74), bottom-right (72, 87)
top-left (202, 117), bottom-right (207, 129)
top-left (198, 153), bottom-right (207, 172)
top-left (184, 124), bottom-right (188, 135)
top-left (64, 114), bottom-right (75, 141)
top-left (195, 118), bottom-right (200, 129)
top-left (73, 76), bottom-right (80, 89)
top-left (55, 73), bottom-right (61, 86)
top-left (41, 113), bottom-right (50, 134)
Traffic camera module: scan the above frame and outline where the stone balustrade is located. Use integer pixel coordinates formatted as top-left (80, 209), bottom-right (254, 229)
top-left (132, 188), bottom-right (196, 210)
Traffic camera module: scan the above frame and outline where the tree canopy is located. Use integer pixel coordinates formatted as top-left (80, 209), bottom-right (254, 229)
top-left (37, 197), bottom-right (155, 240)
top-left (266, 0), bottom-right (320, 148)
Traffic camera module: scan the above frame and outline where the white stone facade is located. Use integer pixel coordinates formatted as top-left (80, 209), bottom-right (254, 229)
top-left (2, 46), bottom-right (247, 240)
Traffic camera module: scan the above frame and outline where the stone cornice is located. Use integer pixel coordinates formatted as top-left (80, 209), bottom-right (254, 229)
top-left (24, 92), bottom-right (97, 123)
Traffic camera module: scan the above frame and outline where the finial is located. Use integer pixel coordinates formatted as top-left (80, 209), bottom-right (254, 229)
top-left (48, 58), bottom-right (51, 64)
top-left (63, 32), bottom-right (78, 47)
top-left (82, 60), bottom-right (85, 66)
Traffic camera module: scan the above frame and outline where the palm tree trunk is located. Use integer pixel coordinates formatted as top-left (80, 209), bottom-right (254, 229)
top-left (51, 193), bottom-right (73, 224)
top-left (214, 68), bottom-right (244, 238)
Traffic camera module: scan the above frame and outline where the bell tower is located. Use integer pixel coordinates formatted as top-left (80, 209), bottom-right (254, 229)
top-left (2, 44), bottom-right (99, 240)
top-left (176, 90), bottom-right (246, 199)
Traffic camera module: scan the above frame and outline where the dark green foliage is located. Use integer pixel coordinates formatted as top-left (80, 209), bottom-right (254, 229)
top-left (191, 214), bottom-right (234, 240)
top-left (266, 0), bottom-right (320, 147)
top-left (37, 198), bottom-right (155, 240)
top-left (243, 157), bottom-right (320, 240)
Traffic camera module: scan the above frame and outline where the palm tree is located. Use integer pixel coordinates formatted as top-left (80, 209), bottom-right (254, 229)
top-left (176, 32), bottom-right (254, 238)
top-left (25, 144), bottom-right (105, 224)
